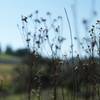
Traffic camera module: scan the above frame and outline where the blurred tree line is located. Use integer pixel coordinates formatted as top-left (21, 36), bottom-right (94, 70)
top-left (0, 45), bottom-right (28, 57)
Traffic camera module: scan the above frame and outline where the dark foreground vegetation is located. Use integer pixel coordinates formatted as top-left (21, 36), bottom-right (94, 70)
top-left (0, 52), bottom-right (100, 100)
top-left (0, 1), bottom-right (100, 99)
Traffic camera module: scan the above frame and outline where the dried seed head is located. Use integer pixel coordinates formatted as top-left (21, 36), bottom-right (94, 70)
top-left (35, 10), bottom-right (39, 14)
top-left (41, 17), bottom-right (46, 22)
top-left (21, 16), bottom-right (28, 23)
top-left (29, 14), bottom-right (33, 18)
top-left (46, 12), bottom-right (51, 16)
top-left (34, 19), bottom-right (41, 23)
top-left (83, 19), bottom-right (87, 24)
top-left (97, 20), bottom-right (100, 23)
top-left (58, 16), bottom-right (62, 19)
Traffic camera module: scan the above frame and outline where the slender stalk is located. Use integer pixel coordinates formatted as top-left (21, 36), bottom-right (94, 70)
top-left (27, 51), bottom-right (33, 100)
top-left (64, 8), bottom-right (74, 63)
top-left (52, 59), bottom-right (57, 100)
top-left (61, 87), bottom-right (65, 100)
top-left (64, 8), bottom-right (75, 100)
top-left (28, 65), bottom-right (33, 100)
top-left (99, 36), bottom-right (100, 63)
top-left (53, 85), bottom-right (57, 100)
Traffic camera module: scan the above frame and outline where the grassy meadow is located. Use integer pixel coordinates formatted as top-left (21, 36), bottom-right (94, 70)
top-left (0, 54), bottom-right (20, 99)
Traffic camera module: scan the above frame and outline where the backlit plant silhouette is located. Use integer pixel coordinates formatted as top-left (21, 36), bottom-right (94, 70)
top-left (17, 1), bottom-right (100, 99)
top-left (18, 10), bottom-right (66, 100)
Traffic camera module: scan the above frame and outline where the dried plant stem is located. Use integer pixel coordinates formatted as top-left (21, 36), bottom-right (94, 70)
top-left (64, 8), bottom-right (74, 63)
top-left (61, 87), bottom-right (65, 100)
top-left (99, 37), bottom-right (100, 62)
top-left (64, 8), bottom-right (76, 100)
top-left (28, 65), bottom-right (33, 100)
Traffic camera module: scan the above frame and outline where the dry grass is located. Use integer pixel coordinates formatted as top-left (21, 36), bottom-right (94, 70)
top-left (0, 64), bottom-right (17, 89)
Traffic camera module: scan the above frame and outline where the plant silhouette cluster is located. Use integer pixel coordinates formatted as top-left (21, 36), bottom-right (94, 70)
top-left (16, 9), bottom-right (100, 100)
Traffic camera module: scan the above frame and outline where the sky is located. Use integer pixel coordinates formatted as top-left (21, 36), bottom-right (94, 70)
top-left (0, 0), bottom-right (100, 53)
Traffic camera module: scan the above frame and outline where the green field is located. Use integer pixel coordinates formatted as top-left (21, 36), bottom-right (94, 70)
top-left (0, 54), bottom-right (20, 86)
top-left (0, 54), bottom-right (18, 61)
top-left (0, 64), bottom-right (16, 93)
top-left (0, 54), bottom-right (20, 99)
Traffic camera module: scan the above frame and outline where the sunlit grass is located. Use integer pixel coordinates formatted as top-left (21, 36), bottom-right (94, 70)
top-left (0, 64), bottom-right (16, 90)
top-left (0, 64), bottom-right (15, 75)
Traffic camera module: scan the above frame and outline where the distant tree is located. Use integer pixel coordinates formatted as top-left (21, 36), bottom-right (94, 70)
top-left (5, 45), bottom-right (13, 55)
top-left (0, 43), bottom-right (2, 54)
top-left (14, 48), bottom-right (28, 57)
